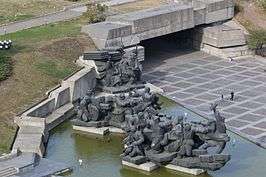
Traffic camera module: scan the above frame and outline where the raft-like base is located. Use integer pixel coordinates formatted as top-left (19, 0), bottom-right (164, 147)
top-left (73, 126), bottom-right (109, 135)
top-left (109, 126), bottom-right (125, 134)
top-left (73, 125), bottom-right (125, 135)
top-left (165, 164), bottom-right (206, 176)
top-left (122, 161), bottom-right (158, 172)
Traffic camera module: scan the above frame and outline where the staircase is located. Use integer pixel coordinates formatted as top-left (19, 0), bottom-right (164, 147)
top-left (0, 167), bottom-right (18, 177)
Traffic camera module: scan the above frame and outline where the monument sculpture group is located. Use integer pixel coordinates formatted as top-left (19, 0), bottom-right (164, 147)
top-left (72, 47), bottom-right (231, 173)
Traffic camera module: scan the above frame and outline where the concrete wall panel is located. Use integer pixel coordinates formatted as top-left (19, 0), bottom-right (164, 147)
top-left (26, 98), bottom-right (55, 118)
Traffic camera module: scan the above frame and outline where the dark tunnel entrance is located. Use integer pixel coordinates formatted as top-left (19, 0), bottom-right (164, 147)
top-left (139, 29), bottom-right (196, 72)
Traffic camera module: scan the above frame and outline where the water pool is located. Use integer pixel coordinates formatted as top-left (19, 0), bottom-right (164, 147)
top-left (46, 99), bottom-right (266, 177)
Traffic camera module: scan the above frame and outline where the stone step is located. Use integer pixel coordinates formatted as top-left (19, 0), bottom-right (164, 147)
top-left (0, 153), bottom-right (36, 172)
top-left (46, 103), bottom-right (74, 131)
top-left (0, 167), bottom-right (18, 177)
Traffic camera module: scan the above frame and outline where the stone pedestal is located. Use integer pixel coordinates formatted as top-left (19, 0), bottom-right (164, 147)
top-left (100, 84), bottom-right (145, 94)
top-left (109, 126), bottom-right (125, 134)
top-left (165, 164), bottom-right (206, 176)
top-left (73, 126), bottom-right (109, 135)
top-left (122, 161), bottom-right (158, 172)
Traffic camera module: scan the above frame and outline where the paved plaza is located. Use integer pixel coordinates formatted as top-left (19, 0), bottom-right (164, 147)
top-left (142, 48), bottom-right (266, 148)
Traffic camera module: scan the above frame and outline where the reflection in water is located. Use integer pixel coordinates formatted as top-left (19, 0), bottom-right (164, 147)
top-left (46, 100), bottom-right (266, 177)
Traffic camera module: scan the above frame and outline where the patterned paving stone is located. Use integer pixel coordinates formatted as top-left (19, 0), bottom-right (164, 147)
top-left (226, 75), bottom-right (248, 81)
top-left (194, 104), bottom-right (212, 113)
top-left (226, 119), bottom-right (249, 128)
top-left (175, 63), bottom-right (198, 69)
top-left (215, 61), bottom-right (234, 67)
top-left (241, 127), bottom-right (265, 136)
top-left (168, 92), bottom-right (194, 100)
top-left (142, 74), bottom-right (157, 81)
top-left (173, 81), bottom-right (194, 89)
top-left (226, 66), bottom-right (247, 72)
top-left (223, 106), bottom-right (249, 115)
top-left (220, 111), bottom-right (235, 119)
top-left (187, 68), bottom-right (210, 75)
top-left (186, 77), bottom-right (209, 84)
top-left (161, 85), bottom-right (179, 93)
top-left (210, 78), bottom-right (233, 85)
top-left (203, 56), bottom-right (222, 62)
top-left (198, 83), bottom-right (222, 90)
top-left (149, 70), bottom-right (169, 77)
top-left (253, 86), bottom-right (266, 92)
top-left (238, 101), bottom-right (263, 109)
top-left (216, 100), bottom-right (235, 108)
top-left (235, 57), bottom-right (251, 63)
top-left (253, 76), bottom-right (266, 82)
top-left (240, 71), bottom-right (261, 77)
top-left (196, 93), bottom-right (219, 101)
top-left (225, 84), bottom-right (250, 93)
top-left (160, 76), bottom-right (182, 82)
top-left (149, 80), bottom-right (169, 87)
top-left (239, 62), bottom-right (260, 68)
top-left (239, 90), bottom-right (264, 97)
top-left (212, 88), bottom-right (232, 94)
top-left (238, 80), bottom-right (263, 87)
top-left (212, 69), bottom-right (236, 76)
top-left (225, 84), bottom-right (248, 93)
top-left (182, 98), bottom-right (204, 106)
top-left (251, 67), bottom-right (266, 73)
top-left (253, 108), bottom-right (266, 116)
top-left (230, 95), bottom-right (248, 102)
top-left (258, 136), bottom-right (266, 143)
top-left (253, 96), bottom-right (266, 104)
top-left (190, 60), bottom-right (210, 65)
top-left (199, 73), bottom-right (223, 80)
top-left (237, 113), bottom-right (264, 122)
top-left (254, 122), bottom-right (266, 129)
top-left (174, 72), bottom-right (195, 78)
top-left (145, 51), bottom-right (266, 147)
top-left (167, 67), bottom-right (187, 73)
top-left (182, 87), bottom-right (208, 94)
top-left (202, 64), bottom-right (224, 70)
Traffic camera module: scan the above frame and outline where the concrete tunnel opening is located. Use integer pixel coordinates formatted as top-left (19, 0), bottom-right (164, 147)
top-left (139, 29), bottom-right (196, 72)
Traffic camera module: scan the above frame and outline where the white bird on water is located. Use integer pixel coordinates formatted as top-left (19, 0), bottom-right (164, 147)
top-left (79, 159), bottom-right (83, 166)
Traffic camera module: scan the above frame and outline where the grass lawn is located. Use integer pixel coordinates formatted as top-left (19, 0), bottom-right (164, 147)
top-left (0, 0), bottom-right (79, 25)
top-left (0, 17), bottom-right (96, 153)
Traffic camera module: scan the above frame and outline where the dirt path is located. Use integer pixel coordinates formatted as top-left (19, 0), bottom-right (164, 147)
top-left (242, 1), bottom-right (266, 29)
top-left (0, 5), bottom-right (87, 35)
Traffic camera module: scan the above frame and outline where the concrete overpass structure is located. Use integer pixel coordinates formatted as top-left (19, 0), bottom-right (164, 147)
top-left (82, 0), bottom-right (235, 49)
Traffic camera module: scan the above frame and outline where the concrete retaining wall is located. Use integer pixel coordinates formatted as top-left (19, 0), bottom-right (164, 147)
top-left (82, 0), bottom-right (235, 49)
top-left (192, 20), bottom-right (251, 58)
top-left (13, 66), bottom-right (97, 156)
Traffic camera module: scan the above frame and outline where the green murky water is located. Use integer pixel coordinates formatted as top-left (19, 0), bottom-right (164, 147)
top-left (46, 98), bottom-right (266, 177)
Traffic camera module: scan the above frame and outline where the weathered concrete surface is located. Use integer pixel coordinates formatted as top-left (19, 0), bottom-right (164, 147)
top-left (73, 126), bottom-right (110, 135)
top-left (108, 126), bottom-right (125, 134)
top-left (49, 86), bottom-right (71, 109)
top-left (0, 152), bottom-right (35, 175)
top-left (165, 164), bottom-right (206, 175)
top-left (12, 128), bottom-right (45, 156)
top-left (0, 152), bottom-right (71, 177)
top-left (193, 20), bottom-right (251, 58)
top-left (62, 68), bottom-right (97, 102)
top-left (25, 98), bottom-right (56, 118)
top-left (122, 161), bottom-right (159, 172)
top-left (46, 103), bottom-right (75, 131)
top-left (101, 0), bottom-right (138, 6)
top-left (82, 0), bottom-right (234, 49)
top-left (13, 66), bottom-right (97, 157)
